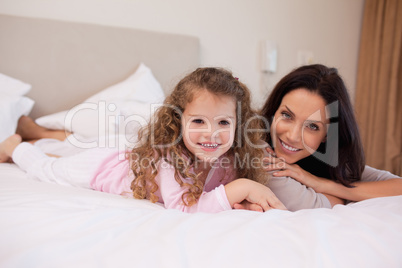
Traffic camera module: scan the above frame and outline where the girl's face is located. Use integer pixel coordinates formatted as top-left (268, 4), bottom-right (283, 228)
top-left (182, 90), bottom-right (236, 163)
top-left (271, 88), bottom-right (328, 164)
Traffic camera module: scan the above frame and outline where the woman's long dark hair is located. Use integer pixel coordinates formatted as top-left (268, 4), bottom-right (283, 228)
top-left (260, 64), bottom-right (365, 186)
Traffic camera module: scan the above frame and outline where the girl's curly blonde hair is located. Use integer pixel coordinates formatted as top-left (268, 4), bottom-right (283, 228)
top-left (129, 67), bottom-right (268, 206)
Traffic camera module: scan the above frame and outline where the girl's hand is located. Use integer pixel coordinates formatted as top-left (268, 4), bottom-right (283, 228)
top-left (233, 200), bottom-right (263, 212)
top-left (225, 179), bottom-right (287, 212)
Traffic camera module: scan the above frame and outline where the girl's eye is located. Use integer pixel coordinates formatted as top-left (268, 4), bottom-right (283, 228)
top-left (192, 119), bottom-right (204, 124)
top-left (219, 120), bottom-right (230, 126)
top-left (307, 123), bottom-right (319, 131)
top-left (281, 112), bottom-right (291, 119)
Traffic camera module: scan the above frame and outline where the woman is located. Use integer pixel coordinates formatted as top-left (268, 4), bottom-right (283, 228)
top-left (259, 64), bottom-right (401, 211)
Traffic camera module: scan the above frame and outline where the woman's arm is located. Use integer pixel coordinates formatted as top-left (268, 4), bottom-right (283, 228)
top-left (269, 162), bottom-right (402, 202)
top-left (323, 193), bottom-right (345, 206)
top-left (314, 178), bottom-right (402, 202)
top-left (262, 145), bottom-right (343, 210)
top-left (267, 174), bottom-right (343, 210)
top-left (232, 190), bottom-right (342, 211)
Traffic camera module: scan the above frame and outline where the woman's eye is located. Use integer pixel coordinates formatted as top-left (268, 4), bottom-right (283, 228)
top-left (307, 123), bottom-right (319, 131)
top-left (281, 112), bottom-right (291, 119)
top-left (219, 120), bottom-right (230, 126)
top-left (192, 119), bottom-right (204, 124)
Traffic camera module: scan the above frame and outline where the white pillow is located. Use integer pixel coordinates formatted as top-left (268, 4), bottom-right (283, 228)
top-left (85, 63), bottom-right (165, 104)
top-left (0, 94), bottom-right (35, 142)
top-left (35, 63), bottom-right (165, 140)
top-left (0, 73), bottom-right (32, 96)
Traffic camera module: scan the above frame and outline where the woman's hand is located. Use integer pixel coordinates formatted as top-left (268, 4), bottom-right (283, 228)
top-left (268, 162), bottom-right (322, 191)
top-left (263, 147), bottom-right (324, 192)
top-left (225, 179), bottom-right (287, 212)
top-left (263, 148), bottom-right (345, 207)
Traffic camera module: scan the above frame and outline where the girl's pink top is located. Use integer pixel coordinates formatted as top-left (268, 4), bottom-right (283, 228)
top-left (90, 150), bottom-right (234, 213)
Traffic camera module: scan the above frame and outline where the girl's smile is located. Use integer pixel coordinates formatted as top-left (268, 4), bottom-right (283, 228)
top-left (182, 89), bottom-right (236, 163)
top-left (271, 88), bottom-right (328, 164)
top-left (198, 142), bottom-right (220, 151)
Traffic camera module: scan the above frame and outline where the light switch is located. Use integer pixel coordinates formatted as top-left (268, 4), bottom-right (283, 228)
top-left (261, 40), bottom-right (277, 73)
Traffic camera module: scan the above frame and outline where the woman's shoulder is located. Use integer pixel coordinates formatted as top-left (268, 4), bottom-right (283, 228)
top-left (361, 165), bottom-right (401, 181)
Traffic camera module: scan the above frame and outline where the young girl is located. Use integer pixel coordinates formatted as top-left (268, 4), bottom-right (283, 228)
top-left (0, 67), bottom-right (285, 213)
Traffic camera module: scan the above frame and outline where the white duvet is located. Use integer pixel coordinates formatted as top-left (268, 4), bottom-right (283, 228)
top-left (0, 163), bottom-right (401, 268)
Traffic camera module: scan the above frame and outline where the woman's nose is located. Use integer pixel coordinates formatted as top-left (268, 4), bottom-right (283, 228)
top-left (287, 124), bottom-right (302, 143)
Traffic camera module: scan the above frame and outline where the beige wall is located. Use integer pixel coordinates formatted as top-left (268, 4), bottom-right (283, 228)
top-left (0, 0), bottom-right (364, 107)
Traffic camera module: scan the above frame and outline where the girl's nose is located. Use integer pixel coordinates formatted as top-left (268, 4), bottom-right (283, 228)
top-left (208, 123), bottom-right (223, 142)
top-left (209, 124), bottom-right (219, 141)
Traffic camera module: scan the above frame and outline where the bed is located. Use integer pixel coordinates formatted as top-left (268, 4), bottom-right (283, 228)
top-left (1, 14), bottom-right (401, 268)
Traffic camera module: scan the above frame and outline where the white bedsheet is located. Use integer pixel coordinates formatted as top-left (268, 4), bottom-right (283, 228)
top-left (0, 163), bottom-right (401, 268)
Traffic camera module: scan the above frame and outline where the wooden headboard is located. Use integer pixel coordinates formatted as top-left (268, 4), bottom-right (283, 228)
top-left (0, 14), bottom-right (200, 118)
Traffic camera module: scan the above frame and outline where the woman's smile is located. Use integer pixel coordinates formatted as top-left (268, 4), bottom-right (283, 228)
top-left (278, 138), bottom-right (301, 153)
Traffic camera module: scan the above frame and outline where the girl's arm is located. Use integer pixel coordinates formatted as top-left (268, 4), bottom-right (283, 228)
top-left (224, 179), bottom-right (287, 211)
top-left (157, 159), bottom-right (286, 213)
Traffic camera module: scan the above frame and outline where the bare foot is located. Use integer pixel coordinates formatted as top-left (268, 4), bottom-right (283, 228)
top-left (0, 134), bottom-right (22, 163)
top-left (16, 115), bottom-right (71, 141)
top-left (16, 116), bottom-right (45, 141)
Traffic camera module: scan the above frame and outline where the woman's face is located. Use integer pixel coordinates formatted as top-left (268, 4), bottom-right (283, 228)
top-left (271, 88), bottom-right (329, 164)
